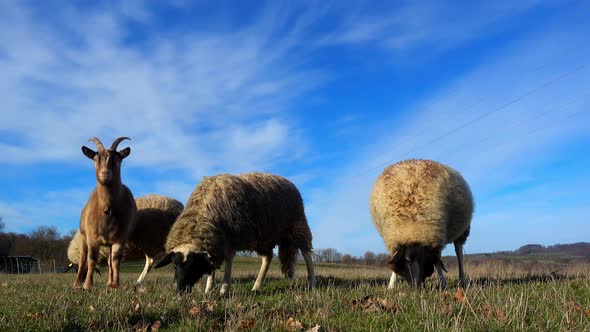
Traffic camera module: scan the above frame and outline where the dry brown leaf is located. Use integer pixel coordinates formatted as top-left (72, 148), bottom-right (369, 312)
top-left (479, 304), bottom-right (505, 320)
top-left (89, 305), bottom-right (95, 312)
top-left (132, 318), bottom-right (151, 332)
top-left (441, 290), bottom-right (451, 299)
top-left (189, 305), bottom-right (205, 316)
top-left (26, 312), bottom-right (41, 319)
top-left (284, 317), bottom-right (304, 331)
top-left (376, 298), bottom-right (400, 313)
top-left (240, 319), bottom-right (255, 330)
top-left (479, 304), bottom-right (493, 318)
top-left (151, 320), bottom-right (162, 332)
top-left (72, 300), bottom-right (80, 306)
top-left (584, 309), bottom-right (590, 317)
top-left (454, 288), bottom-right (468, 304)
top-left (134, 302), bottom-right (141, 314)
top-left (208, 320), bottom-right (220, 332)
top-left (349, 295), bottom-right (399, 313)
top-left (440, 303), bottom-right (453, 317)
top-left (306, 324), bottom-right (320, 332)
top-left (188, 301), bottom-right (217, 317)
top-left (568, 301), bottom-right (582, 312)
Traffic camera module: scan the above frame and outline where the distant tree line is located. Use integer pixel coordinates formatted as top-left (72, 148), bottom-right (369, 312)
top-left (0, 217), bottom-right (74, 265)
top-left (309, 248), bottom-right (391, 267)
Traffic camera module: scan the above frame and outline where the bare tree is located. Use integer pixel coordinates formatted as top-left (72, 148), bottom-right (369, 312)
top-left (363, 251), bottom-right (376, 266)
top-left (0, 217), bottom-right (4, 233)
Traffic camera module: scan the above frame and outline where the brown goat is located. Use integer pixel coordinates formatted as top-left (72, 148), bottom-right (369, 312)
top-left (72, 137), bottom-right (137, 290)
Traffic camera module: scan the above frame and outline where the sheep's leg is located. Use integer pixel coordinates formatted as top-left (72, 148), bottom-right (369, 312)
top-left (387, 272), bottom-right (397, 290)
top-left (220, 251), bottom-right (235, 296)
top-left (109, 242), bottom-right (124, 289)
top-left (73, 241), bottom-right (88, 288)
top-left (301, 249), bottom-right (315, 288)
top-left (83, 242), bottom-right (100, 289)
top-left (454, 241), bottom-right (467, 288)
top-left (205, 270), bottom-right (215, 294)
top-left (436, 261), bottom-right (447, 289)
top-left (135, 254), bottom-right (153, 285)
top-left (252, 254), bottom-right (272, 291)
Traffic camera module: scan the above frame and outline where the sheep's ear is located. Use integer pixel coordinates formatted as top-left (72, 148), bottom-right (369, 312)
top-left (119, 147), bottom-right (131, 159)
top-left (155, 252), bottom-right (174, 269)
top-left (438, 258), bottom-right (448, 272)
top-left (388, 250), bottom-right (403, 269)
top-left (81, 146), bottom-right (96, 159)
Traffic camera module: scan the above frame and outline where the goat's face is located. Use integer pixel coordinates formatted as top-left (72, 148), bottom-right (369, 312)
top-left (154, 249), bottom-right (214, 294)
top-left (82, 137), bottom-right (131, 186)
top-left (388, 245), bottom-right (442, 287)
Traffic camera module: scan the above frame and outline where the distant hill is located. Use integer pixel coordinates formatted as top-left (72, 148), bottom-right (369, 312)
top-left (460, 242), bottom-right (590, 263)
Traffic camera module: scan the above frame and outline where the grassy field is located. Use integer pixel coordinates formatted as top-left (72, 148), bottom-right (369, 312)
top-left (1, 257), bottom-right (589, 331)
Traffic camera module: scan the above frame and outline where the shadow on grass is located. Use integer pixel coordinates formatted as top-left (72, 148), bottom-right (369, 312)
top-left (469, 272), bottom-right (575, 287)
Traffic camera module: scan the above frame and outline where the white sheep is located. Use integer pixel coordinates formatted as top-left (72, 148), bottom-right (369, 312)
top-left (370, 159), bottom-right (474, 288)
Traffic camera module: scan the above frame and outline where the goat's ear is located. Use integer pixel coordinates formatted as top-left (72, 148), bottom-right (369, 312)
top-left (81, 146), bottom-right (96, 159)
top-left (155, 252), bottom-right (174, 269)
top-left (119, 147), bottom-right (131, 159)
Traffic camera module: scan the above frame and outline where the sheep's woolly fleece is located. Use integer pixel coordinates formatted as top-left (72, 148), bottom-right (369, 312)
top-left (129, 194), bottom-right (184, 257)
top-left (164, 172), bottom-right (312, 267)
top-left (370, 159), bottom-right (473, 253)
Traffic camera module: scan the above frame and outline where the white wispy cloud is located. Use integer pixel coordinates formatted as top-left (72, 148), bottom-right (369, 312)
top-left (0, 1), bottom-right (320, 177)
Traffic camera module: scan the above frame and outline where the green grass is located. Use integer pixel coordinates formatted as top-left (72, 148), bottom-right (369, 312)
top-left (1, 258), bottom-right (589, 331)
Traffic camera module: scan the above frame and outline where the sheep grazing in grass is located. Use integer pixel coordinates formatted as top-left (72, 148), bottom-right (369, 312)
top-left (130, 194), bottom-right (184, 284)
top-left (370, 159), bottom-right (474, 288)
top-left (155, 172), bottom-right (315, 295)
top-left (73, 137), bottom-right (137, 290)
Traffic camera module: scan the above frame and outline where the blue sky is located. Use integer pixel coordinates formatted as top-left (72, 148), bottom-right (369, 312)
top-left (1, 0), bottom-right (589, 256)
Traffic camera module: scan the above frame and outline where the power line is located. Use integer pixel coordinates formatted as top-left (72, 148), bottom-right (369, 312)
top-left (351, 63), bottom-right (588, 178)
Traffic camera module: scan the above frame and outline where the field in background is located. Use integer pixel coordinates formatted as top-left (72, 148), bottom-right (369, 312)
top-left (1, 257), bottom-right (589, 331)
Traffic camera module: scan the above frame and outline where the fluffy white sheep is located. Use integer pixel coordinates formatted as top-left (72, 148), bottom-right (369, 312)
top-left (370, 159), bottom-right (474, 288)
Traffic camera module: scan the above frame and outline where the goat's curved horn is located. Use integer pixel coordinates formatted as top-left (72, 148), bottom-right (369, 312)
top-left (88, 137), bottom-right (105, 151)
top-left (110, 137), bottom-right (130, 150)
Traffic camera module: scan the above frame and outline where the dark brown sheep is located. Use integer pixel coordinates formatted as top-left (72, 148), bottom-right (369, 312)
top-left (155, 172), bottom-right (315, 295)
top-left (72, 137), bottom-right (137, 290)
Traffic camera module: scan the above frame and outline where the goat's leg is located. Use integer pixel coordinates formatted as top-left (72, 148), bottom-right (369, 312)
top-left (109, 242), bottom-right (124, 289)
top-left (252, 254), bottom-right (272, 291)
top-left (219, 251), bottom-right (235, 296)
top-left (83, 242), bottom-right (100, 289)
top-left (301, 249), bottom-right (316, 288)
top-left (135, 254), bottom-right (153, 285)
top-left (73, 241), bottom-right (88, 288)
top-left (107, 246), bottom-right (113, 287)
top-left (437, 261), bottom-right (447, 289)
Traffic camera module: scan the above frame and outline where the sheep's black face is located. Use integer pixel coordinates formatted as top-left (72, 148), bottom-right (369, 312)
top-left (155, 251), bottom-right (214, 294)
top-left (388, 245), bottom-right (440, 288)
